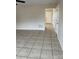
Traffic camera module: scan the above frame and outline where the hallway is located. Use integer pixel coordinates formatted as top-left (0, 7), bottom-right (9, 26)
top-left (16, 24), bottom-right (63, 59)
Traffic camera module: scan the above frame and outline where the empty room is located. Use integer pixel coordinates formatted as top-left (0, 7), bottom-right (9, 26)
top-left (16, 0), bottom-right (63, 59)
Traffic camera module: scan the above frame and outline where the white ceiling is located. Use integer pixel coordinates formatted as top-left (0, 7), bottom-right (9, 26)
top-left (17, 0), bottom-right (58, 6)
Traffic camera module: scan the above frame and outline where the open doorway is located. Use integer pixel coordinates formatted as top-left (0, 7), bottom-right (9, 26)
top-left (45, 8), bottom-right (53, 31)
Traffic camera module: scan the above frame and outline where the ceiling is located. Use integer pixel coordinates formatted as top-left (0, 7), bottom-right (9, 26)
top-left (17, 0), bottom-right (59, 6)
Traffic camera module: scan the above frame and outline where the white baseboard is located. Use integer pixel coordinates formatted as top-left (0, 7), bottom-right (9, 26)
top-left (16, 28), bottom-right (45, 31)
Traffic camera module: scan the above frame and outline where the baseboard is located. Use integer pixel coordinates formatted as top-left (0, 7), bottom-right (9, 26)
top-left (16, 28), bottom-right (45, 31)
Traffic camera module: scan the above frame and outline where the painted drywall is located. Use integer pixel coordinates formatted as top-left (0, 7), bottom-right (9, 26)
top-left (58, 0), bottom-right (63, 49)
top-left (16, 5), bottom-right (46, 30)
top-left (52, 0), bottom-right (63, 49)
top-left (52, 6), bottom-right (59, 34)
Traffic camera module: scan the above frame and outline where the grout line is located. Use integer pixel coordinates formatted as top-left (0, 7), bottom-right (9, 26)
top-left (16, 48), bottom-right (22, 57)
top-left (26, 39), bottom-right (37, 59)
top-left (16, 41), bottom-right (28, 56)
top-left (16, 29), bottom-right (58, 59)
top-left (39, 35), bottom-right (45, 59)
top-left (51, 36), bottom-right (54, 59)
top-left (16, 41), bottom-right (30, 59)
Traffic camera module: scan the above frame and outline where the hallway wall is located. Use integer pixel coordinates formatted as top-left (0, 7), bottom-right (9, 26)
top-left (52, 0), bottom-right (63, 49)
top-left (58, 0), bottom-right (63, 49)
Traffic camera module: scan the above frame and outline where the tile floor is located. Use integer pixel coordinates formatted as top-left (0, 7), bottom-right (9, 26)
top-left (16, 26), bottom-right (63, 59)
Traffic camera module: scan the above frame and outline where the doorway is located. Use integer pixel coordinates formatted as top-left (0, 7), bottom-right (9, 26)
top-left (45, 8), bottom-right (53, 31)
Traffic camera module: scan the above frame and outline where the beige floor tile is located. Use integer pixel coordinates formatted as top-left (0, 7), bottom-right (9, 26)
top-left (41, 49), bottom-right (53, 59)
top-left (16, 56), bottom-right (27, 59)
top-left (16, 48), bottom-right (22, 55)
top-left (54, 55), bottom-right (63, 59)
top-left (17, 48), bottom-right (31, 57)
top-left (28, 48), bottom-right (41, 58)
top-left (16, 26), bottom-right (63, 59)
top-left (27, 57), bottom-right (39, 59)
top-left (33, 42), bottom-right (43, 49)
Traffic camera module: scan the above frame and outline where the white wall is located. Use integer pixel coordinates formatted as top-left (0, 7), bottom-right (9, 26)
top-left (16, 5), bottom-right (46, 30)
top-left (52, 0), bottom-right (63, 49)
top-left (58, 0), bottom-right (63, 49)
top-left (52, 6), bottom-right (59, 34)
